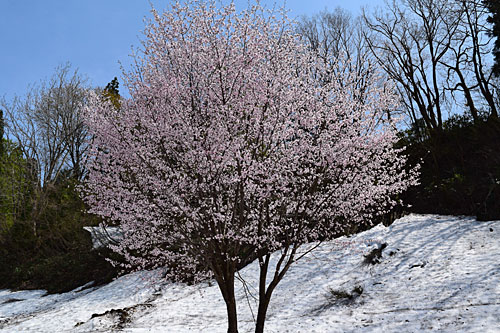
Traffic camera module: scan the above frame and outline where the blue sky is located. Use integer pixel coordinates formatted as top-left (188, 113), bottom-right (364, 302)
top-left (0, 0), bottom-right (383, 100)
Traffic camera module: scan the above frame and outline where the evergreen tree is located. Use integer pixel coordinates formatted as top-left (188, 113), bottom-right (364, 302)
top-left (484, 0), bottom-right (500, 75)
top-left (103, 77), bottom-right (121, 109)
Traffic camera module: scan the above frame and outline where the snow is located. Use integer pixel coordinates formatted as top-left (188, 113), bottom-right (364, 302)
top-left (83, 226), bottom-right (123, 249)
top-left (1, 214), bottom-right (499, 332)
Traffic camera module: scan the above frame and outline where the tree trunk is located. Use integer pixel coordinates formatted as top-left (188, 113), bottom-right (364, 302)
top-left (255, 295), bottom-right (270, 333)
top-left (225, 292), bottom-right (238, 333)
top-left (255, 255), bottom-right (269, 333)
top-left (215, 269), bottom-right (239, 333)
top-left (254, 249), bottom-right (295, 333)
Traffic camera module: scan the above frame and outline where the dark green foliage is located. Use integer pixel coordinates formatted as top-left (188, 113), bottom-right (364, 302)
top-left (0, 72), bottom-right (126, 294)
top-left (103, 77), bottom-right (121, 110)
top-left (0, 247), bottom-right (118, 294)
top-left (401, 114), bottom-right (500, 220)
top-left (0, 71), bottom-right (126, 294)
top-left (105, 77), bottom-right (119, 95)
top-left (0, 140), bottom-right (34, 232)
top-left (0, 178), bottom-right (118, 293)
top-left (484, 0), bottom-right (500, 76)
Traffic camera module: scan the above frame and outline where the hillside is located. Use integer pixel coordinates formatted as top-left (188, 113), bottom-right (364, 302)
top-left (1, 214), bottom-right (499, 332)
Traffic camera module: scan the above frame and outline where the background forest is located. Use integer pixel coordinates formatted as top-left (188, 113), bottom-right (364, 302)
top-left (0, 0), bottom-right (499, 295)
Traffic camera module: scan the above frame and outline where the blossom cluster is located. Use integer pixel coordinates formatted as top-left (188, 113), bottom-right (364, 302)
top-left (82, 0), bottom-right (418, 280)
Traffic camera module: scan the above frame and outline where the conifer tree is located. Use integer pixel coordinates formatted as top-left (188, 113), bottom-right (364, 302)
top-left (103, 77), bottom-right (121, 109)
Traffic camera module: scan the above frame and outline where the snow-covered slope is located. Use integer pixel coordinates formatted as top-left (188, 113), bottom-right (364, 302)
top-left (1, 214), bottom-right (499, 332)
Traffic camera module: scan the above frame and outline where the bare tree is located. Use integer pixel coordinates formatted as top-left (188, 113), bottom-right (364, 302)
top-left (2, 64), bottom-right (90, 184)
top-left (297, 8), bottom-right (404, 131)
top-left (1, 64), bottom-right (91, 235)
top-left (445, 0), bottom-right (498, 120)
top-left (363, 0), bottom-right (498, 135)
top-left (363, 0), bottom-right (463, 135)
top-left (297, 8), bottom-right (380, 102)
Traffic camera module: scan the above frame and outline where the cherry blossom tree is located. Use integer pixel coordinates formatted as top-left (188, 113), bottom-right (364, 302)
top-left (82, 1), bottom-right (418, 332)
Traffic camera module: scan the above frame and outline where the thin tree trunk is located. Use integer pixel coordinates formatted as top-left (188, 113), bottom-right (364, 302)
top-left (255, 248), bottom-right (296, 333)
top-left (255, 297), bottom-right (270, 333)
top-left (225, 288), bottom-right (238, 333)
top-left (214, 267), bottom-right (239, 333)
top-left (255, 255), bottom-right (269, 333)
